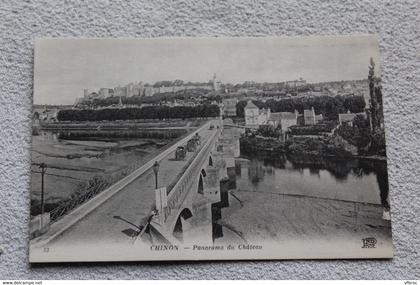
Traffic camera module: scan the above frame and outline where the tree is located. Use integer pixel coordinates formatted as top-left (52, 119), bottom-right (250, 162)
top-left (337, 115), bottom-right (371, 154)
top-left (57, 104), bottom-right (221, 121)
top-left (257, 125), bottom-right (281, 138)
top-left (344, 96), bottom-right (365, 113)
top-left (370, 128), bottom-right (386, 156)
top-left (368, 58), bottom-right (383, 132)
top-left (352, 114), bottom-right (368, 128)
top-left (236, 95), bottom-right (365, 120)
top-left (366, 58), bottom-right (386, 155)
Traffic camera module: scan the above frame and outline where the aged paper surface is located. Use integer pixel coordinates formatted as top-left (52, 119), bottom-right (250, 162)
top-left (29, 36), bottom-right (392, 262)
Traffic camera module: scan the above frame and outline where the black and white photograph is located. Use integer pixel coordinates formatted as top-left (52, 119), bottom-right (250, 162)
top-left (29, 36), bottom-right (392, 262)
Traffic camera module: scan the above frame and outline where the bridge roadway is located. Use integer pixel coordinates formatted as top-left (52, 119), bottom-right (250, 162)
top-left (34, 121), bottom-right (217, 249)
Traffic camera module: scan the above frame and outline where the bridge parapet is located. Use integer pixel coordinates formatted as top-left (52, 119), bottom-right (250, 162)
top-left (153, 126), bottom-right (221, 228)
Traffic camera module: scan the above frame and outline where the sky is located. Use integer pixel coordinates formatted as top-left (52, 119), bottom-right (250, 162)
top-left (34, 36), bottom-right (380, 105)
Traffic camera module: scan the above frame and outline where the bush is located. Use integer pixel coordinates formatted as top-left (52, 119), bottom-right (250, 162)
top-left (57, 104), bottom-right (220, 121)
top-left (240, 136), bottom-right (285, 154)
top-left (370, 129), bottom-right (387, 156)
top-left (286, 136), bottom-right (353, 157)
top-left (337, 115), bottom-right (371, 154)
top-left (289, 122), bottom-right (336, 136)
top-left (236, 95), bottom-right (365, 120)
top-left (257, 125), bottom-right (281, 138)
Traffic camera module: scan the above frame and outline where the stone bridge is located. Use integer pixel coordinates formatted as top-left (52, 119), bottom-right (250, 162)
top-left (29, 118), bottom-right (243, 261)
top-left (146, 120), bottom-right (242, 245)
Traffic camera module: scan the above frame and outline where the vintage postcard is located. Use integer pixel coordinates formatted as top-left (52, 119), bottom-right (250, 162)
top-left (29, 36), bottom-right (393, 262)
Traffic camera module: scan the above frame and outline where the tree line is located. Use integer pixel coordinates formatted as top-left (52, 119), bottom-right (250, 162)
top-left (236, 95), bottom-right (366, 120)
top-left (57, 105), bottom-right (220, 121)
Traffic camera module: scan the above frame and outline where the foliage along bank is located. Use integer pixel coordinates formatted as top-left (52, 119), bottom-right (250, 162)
top-left (240, 135), bottom-right (356, 158)
top-left (236, 95), bottom-right (365, 120)
top-left (57, 104), bottom-right (220, 122)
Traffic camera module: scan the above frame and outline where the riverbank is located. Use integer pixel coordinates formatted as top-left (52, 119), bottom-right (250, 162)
top-left (239, 136), bottom-right (286, 153)
top-left (240, 135), bottom-right (387, 161)
top-left (215, 188), bottom-right (392, 251)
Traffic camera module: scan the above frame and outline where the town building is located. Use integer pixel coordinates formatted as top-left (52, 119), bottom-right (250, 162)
top-left (114, 86), bottom-right (127, 97)
top-left (338, 110), bottom-right (367, 127)
top-left (303, 107), bottom-right (323, 125)
top-left (213, 73), bottom-right (222, 92)
top-left (266, 113), bottom-right (281, 128)
top-left (258, 108), bottom-right (271, 125)
top-left (279, 112), bottom-right (299, 135)
top-left (126, 83), bottom-right (136, 97)
top-left (144, 86), bottom-right (154, 97)
top-left (244, 100), bottom-right (260, 127)
top-left (245, 100), bottom-right (299, 134)
top-left (83, 92), bottom-right (104, 100)
top-left (266, 111), bottom-right (298, 140)
top-left (98, 88), bottom-right (110, 98)
top-left (222, 98), bottom-right (238, 117)
top-left (142, 83), bottom-right (213, 97)
top-left (284, 78), bottom-right (307, 89)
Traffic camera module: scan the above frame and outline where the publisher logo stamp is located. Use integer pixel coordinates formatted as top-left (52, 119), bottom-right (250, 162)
top-left (362, 237), bottom-right (377, 248)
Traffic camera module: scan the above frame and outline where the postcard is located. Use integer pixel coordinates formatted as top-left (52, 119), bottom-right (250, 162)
top-left (29, 36), bottom-right (392, 262)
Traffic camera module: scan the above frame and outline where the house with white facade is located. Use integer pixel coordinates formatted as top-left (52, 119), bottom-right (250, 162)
top-left (338, 110), bottom-right (367, 127)
top-left (267, 111), bottom-right (299, 140)
top-left (303, 107), bottom-right (323, 125)
top-left (245, 100), bottom-right (263, 127)
top-left (245, 100), bottom-right (298, 137)
top-left (222, 98), bottom-right (238, 117)
top-left (244, 100), bottom-right (258, 126)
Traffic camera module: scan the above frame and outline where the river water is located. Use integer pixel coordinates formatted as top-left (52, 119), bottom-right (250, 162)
top-left (30, 132), bottom-right (170, 215)
top-left (213, 153), bottom-right (392, 247)
top-left (235, 154), bottom-right (389, 206)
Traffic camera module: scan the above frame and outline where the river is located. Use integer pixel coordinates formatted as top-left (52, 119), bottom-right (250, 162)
top-left (213, 153), bottom-right (392, 254)
top-left (235, 154), bottom-right (389, 206)
top-left (30, 131), bottom-right (172, 216)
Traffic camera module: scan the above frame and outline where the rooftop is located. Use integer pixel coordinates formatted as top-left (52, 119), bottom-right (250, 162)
top-left (338, 112), bottom-right (366, 122)
top-left (280, 112), bottom-right (298, 120)
top-left (268, 112), bottom-right (297, 121)
top-left (244, 100), bottom-right (259, 109)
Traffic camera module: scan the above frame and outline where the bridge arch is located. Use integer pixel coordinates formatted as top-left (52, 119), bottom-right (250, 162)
top-left (198, 175), bottom-right (203, 194)
top-left (173, 208), bottom-right (193, 242)
top-left (197, 169), bottom-right (207, 194)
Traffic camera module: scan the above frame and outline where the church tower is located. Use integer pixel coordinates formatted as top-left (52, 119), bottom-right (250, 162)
top-left (213, 73), bottom-right (217, 91)
top-left (118, 96), bottom-right (123, 108)
top-left (212, 73), bottom-right (220, 92)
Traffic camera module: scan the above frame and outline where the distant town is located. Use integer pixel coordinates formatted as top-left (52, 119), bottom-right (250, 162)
top-left (33, 73), bottom-right (370, 123)
top-left (33, 67), bottom-right (386, 159)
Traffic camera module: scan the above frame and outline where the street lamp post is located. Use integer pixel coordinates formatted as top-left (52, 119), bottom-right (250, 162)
top-left (39, 163), bottom-right (47, 230)
top-left (152, 161), bottom-right (160, 189)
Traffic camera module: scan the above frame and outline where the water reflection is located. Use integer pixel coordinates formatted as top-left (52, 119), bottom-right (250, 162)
top-left (236, 154), bottom-right (390, 207)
